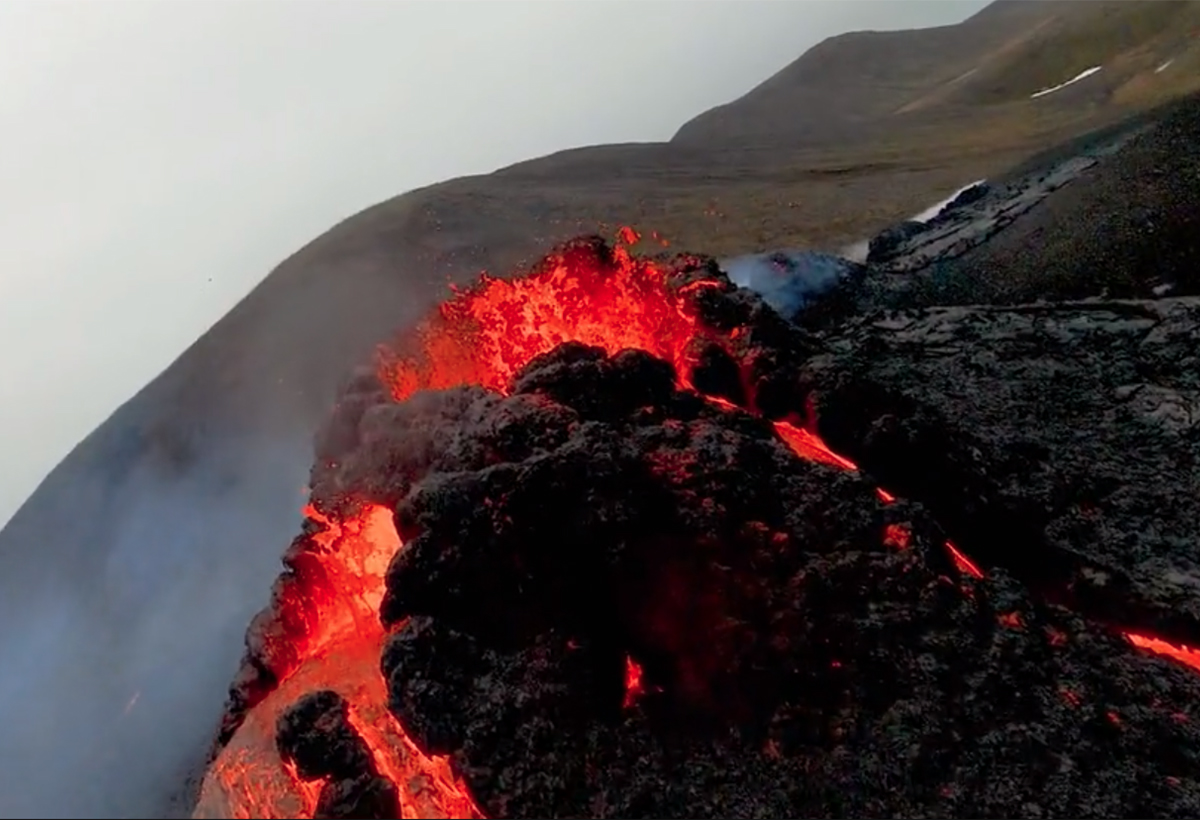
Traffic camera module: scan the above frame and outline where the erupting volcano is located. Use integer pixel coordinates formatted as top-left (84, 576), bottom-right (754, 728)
top-left (195, 234), bottom-right (1200, 819)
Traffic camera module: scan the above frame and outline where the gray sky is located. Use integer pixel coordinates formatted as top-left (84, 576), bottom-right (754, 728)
top-left (0, 0), bottom-right (985, 526)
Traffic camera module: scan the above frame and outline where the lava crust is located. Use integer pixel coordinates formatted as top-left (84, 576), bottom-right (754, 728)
top-left (353, 342), bottom-right (1200, 818)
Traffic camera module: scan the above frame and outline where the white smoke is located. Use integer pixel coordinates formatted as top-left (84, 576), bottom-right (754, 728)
top-left (841, 239), bottom-right (870, 265)
top-left (721, 249), bottom-right (861, 319)
top-left (0, 429), bottom-right (310, 818)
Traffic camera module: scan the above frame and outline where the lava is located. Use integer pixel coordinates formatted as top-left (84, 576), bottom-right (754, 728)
top-left (1125, 632), bottom-right (1200, 674)
top-left (622, 657), bottom-right (646, 709)
top-left (196, 505), bottom-right (478, 820)
top-left (204, 230), bottom-right (1200, 819)
top-left (376, 238), bottom-right (712, 404)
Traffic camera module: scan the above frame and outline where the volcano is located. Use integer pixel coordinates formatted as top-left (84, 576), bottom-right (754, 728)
top-left (7, 4), bottom-right (1200, 815)
top-left (190, 234), bottom-right (1200, 819)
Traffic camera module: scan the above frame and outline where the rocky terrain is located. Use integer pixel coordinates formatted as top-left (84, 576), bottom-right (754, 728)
top-left (2, 1), bottom-right (1200, 817)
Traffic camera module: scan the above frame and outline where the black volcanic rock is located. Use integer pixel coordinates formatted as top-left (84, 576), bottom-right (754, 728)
top-left (275, 690), bottom-right (399, 820)
top-left (866, 219), bottom-right (928, 265)
top-left (276, 690), bottom-right (374, 782)
top-left (808, 297), bottom-right (1200, 649)
top-left (315, 775), bottom-right (398, 820)
top-left (300, 334), bottom-right (1200, 818)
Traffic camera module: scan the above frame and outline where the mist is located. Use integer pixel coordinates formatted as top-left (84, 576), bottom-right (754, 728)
top-left (0, 429), bottom-right (310, 818)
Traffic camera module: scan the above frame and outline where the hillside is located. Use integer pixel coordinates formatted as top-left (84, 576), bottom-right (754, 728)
top-left (674, 0), bottom-right (1200, 148)
top-left (2, 2), bottom-right (1199, 817)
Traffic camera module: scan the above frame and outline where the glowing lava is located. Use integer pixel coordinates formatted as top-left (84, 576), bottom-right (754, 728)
top-left (203, 231), bottom-right (1200, 819)
top-left (377, 239), bottom-right (711, 403)
top-left (623, 657), bottom-right (646, 709)
top-left (196, 505), bottom-right (477, 819)
top-left (1125, 633), bottom-right (1200, 674)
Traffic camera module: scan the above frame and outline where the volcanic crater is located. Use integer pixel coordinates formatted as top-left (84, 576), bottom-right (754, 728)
top-left (194, 235), bottom-right (1200, 819)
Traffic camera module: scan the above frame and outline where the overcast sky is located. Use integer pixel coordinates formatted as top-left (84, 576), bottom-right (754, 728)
top-left (0, 0), bottom-right (985, 525)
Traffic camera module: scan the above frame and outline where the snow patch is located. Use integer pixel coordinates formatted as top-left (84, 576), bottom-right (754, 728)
top-left (837, 178), bottom-right (987, 264)
top-left (1030, 66), bottom-right (1102, 99)
top-left (1156, 59), bottom-right (1174, 74)
top-left (911, 179), bottom-right (987, 223)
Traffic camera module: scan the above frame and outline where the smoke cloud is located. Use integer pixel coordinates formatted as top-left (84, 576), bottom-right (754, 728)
top-left (0, 426), bottom-right (310, 818)
top-left (720, 249), bottom-right (862, 319)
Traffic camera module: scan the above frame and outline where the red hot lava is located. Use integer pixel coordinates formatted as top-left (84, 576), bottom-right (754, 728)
top-left (200, 230), bottom-right (1200, 820)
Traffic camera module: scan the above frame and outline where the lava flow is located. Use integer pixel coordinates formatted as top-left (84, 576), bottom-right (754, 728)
top-left (196, 505), bottom-right (477, 820)
top-left (199, 230), bottom-right (1200, 820)
top-left (199, 233), bottom-right (729, 820)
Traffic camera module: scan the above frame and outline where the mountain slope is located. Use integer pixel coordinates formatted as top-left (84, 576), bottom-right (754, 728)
top-left (2, 3), bottom-right (1199, 817)
top-left (674, 0), bottom-right (1200, 149)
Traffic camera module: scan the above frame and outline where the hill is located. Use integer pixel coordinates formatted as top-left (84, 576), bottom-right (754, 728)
top-left (2, 2), bottom-right (1199, 817)
top-left (674, 0), bottom-right (1200, 148)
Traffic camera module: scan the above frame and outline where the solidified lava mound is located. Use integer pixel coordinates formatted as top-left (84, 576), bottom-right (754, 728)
top-left (345, 342), bottom-right (1200, 819)
top-left (197, 236), bottom-right (1200, 820)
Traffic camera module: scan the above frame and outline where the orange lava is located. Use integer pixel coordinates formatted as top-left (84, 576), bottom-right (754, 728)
top-left (998, 611), bottom-right (1025, 630)
top-left (207, 231), bottom-right (1200, 818)
top-left (623, 656), bottom-right (646, 709)
top-left (196, 506), bottom-right (479, 820)
top-left (378, 240), bottom-right (711, 404)
top-left (945, 540), bottom-right (985, 580)
top-left (774, 419), bottom-right (985, 577)
top-left (883, 524), bottom-right (912, 551)
top-left (772, 419), bottom-right (860, 472)
top-left (1125, 632), bottom-right (1200, 674)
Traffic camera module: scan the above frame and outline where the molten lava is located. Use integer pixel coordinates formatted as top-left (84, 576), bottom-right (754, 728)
top-left (197, 505), bottom-right (477, 820)
top-left (622, 657), bottom-right (646, 709)
top-left (376, 239), bottom-right (710, 403)
top-left (203, 230), bottom-right (1200, 819)
top-left (1125, 632), bottom-right (1200, 674)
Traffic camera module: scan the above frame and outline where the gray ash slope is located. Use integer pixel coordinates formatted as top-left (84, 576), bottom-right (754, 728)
top-left (708, 91), bottom-right (1200, 337)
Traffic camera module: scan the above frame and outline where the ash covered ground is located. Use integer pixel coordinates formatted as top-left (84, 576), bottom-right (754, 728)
top-left (219, 238), bottom-right (1200, 820)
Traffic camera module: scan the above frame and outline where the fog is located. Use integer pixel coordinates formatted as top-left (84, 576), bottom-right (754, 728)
top-left (0, 427), bottom-right (309, 817)
top-left (0, 2), bottom-right (989, 817)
